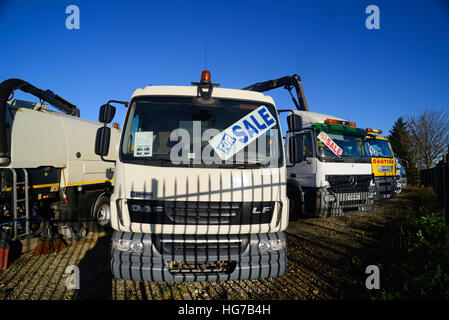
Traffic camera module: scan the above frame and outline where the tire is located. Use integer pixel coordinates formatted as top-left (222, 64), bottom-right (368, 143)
top-left (287, 187), bottom-right (302, 222)
top-left (92, 193), bottom-right (111, 228)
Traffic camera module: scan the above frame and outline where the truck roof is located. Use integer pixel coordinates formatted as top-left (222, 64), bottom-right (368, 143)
top-left (8, 99), bottom-right (116, 128)
top-left (131, 86), bottom-right (276, 105)
top-left (290, 110), bottom-right (347, 128)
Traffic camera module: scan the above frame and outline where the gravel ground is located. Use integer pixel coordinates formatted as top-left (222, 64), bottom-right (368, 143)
top-left (0, 195), bottom-right (405, 300)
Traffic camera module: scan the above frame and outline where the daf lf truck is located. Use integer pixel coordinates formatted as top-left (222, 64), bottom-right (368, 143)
top-left (94, 71), bottom-right (288, 281)
top-left (285, 111), bottom-right (376, 219)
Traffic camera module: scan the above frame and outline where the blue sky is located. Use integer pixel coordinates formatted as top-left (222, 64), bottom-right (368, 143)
top-left (1, 0), bottom-right (448, 136)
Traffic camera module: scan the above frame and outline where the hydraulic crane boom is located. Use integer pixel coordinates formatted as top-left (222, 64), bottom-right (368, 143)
top-left (1, 79), bottom-right (80, 116)
top-left (0, 78), bottom-right (80, 165)
top-left (242, 74), bottom-right (309, 111)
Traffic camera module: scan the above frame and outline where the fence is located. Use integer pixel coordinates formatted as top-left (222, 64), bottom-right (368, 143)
top-left (420, 146), bottom-right (449, 225)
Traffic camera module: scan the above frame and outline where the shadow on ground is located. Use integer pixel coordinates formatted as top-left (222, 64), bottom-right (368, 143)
top-left (1, 193), bottom-right (412, 300)
top-left (75, 225), bottom-right (113, 300)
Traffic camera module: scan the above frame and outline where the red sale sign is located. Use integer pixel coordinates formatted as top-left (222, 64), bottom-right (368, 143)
top-left (317, 132), bottom-right (343, 157)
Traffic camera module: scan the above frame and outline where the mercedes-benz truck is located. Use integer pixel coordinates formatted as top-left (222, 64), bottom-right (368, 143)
top-left (285, 110), bottom-right (376, 219)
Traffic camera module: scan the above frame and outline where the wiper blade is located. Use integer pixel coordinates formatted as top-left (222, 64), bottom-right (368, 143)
top-left (234, 163), bottom-right (264, 169)
top-left (354, 157), bottom-right (371, 163)
top-left (217, 162), bottom-right (268, 169)
top-left (141, 157), bottom-right (174, 166)
top-left (323, 156), bottom-right (344, 162)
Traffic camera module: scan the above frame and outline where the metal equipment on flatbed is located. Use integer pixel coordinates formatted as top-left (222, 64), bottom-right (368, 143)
top-left (0, 79), bottom-right (120, 269)
top-left (242, 74), bottom-right (309, 112)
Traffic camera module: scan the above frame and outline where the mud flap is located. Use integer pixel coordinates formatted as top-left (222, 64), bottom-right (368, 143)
top-left (0, 239), bottom-right (9, 271)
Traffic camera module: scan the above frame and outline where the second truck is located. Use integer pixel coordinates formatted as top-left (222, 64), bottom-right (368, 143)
top-left (285, 111), bottom-right (376, 218)
top-left (239, 74), bottom-right (376, 219)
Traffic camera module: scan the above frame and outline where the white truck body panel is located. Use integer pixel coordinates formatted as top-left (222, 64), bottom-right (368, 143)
top-left (6, 100), bottom-right (120, 187)
top-left (131, 86), bottom-right (273, 103)
top-left (111, 164), bottom-right (288, 234)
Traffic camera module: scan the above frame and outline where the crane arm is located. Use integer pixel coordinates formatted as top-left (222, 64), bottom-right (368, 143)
top-left (242, 74), bottom-right (309, 111)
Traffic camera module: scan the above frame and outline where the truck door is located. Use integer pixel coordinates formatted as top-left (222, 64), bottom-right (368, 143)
top-left (287, 130), bottom-right (316, 188)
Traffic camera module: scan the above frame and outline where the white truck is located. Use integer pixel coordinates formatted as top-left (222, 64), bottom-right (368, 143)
top-left (238, 74), bottom-right (375, 218)
top-left (94, 71), bottom-right (289, 281)
top-left (0, 79), bottom-right (120, 270)
top-left (285, 111), bottom-right (376, 218)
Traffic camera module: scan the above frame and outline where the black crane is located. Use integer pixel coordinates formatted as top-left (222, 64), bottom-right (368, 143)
top-left (242, 74), bottom-right (309, 112)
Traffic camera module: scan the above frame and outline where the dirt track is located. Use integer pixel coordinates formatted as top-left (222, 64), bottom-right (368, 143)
top-left (0, 195), bottom-right (406, 300)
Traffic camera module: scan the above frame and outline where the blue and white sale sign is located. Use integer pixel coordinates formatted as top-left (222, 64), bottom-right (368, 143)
top-left (208, 106), bottom-right (277, 160)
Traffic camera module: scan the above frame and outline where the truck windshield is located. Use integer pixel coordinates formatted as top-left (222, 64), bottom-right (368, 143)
top-left (120, 96), bottom-right (283, 168)
top-left (314, 129), bottom-right (370, 162)
top-left (365, 138), bottom-right (393, 158)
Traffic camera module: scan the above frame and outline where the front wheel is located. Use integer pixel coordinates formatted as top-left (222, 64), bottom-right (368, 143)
top-left (92, 193), bottom-right (111, 228)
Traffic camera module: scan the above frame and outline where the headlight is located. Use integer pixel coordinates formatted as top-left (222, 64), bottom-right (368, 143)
top-left (368, 186), bottom-right (376, 199)
top-left (324, 194), bottom-right (336, 203)
top-left (112, 238), bottom-right (143, 254)
top-left (258, 238), bottom-right (286, 253)
top-left (270, 239), bottom-right (285, 251)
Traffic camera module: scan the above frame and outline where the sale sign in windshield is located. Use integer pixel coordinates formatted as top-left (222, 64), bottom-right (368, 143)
top-left (317, 131), bottom-right (343, 157)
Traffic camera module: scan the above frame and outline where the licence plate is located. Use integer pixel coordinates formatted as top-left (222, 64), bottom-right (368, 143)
top-left (347, 194), bottom-right (361, 201)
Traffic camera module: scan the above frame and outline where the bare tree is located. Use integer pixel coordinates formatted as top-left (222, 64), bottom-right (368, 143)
top-left (406, 109), bottom-right (449, 169)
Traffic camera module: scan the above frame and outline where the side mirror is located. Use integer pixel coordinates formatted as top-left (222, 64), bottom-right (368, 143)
top-left (400, 159), bottom-right (409, 168)
top-left (287, 114), bottom-right (302, 132)
top-left (99, 104), bottom-right (116, 124)
top-left (95, 126), bottom-right (111, 157)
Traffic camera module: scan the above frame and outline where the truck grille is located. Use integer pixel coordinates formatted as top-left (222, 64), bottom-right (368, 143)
top-left (374, 176), bottom-right (396, 199)
top-left (165, 201), bottom-right (240, 224)
top-left (326, 175), bottom-right (372, 193)
top-left (340, 200), bottom-right (366, 213)
top-left (128, 200), bottom-right (275, 225)
top-left (153, 234), bottom-right (249, 259)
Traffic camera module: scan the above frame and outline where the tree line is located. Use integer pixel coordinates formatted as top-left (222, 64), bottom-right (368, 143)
top-left (387, 109), bottom-right (449, 184)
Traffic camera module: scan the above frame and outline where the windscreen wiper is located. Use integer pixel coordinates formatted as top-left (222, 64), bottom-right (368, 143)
top-left (354, 156), bottom-right (371, 163)
top-left (322, 156), bottom-right (345, 162)
top-left (217, 162), bottom-right (269, 169)
top-left (141, 157), bottom-right (174, 167)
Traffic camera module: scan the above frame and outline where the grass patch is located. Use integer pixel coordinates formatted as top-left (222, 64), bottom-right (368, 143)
top-left (375, 187), bottom-right (449, 299)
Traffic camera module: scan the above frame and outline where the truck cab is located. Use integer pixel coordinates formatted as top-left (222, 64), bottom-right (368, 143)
top-left (95, 71), bottom-right (288, 282)
top-left (285, 110), bottom-right (375, 218)
top-left (364, 131), bottom-right (397, 200)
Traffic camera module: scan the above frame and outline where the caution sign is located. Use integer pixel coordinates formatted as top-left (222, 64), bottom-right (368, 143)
top-left (317, 131), bottom-right (343, 157)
